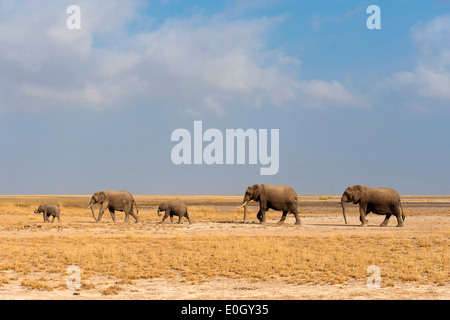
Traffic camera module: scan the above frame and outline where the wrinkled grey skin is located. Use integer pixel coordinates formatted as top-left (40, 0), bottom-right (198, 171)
top-left (240, 184), bottom-right (300, 225)
top-left (88, 190), bottom-right (139, 223)
top-left (341, 185), bottom-right (405, 227)
top-left (157, 202), bottom-right (191, 224)
top-left (34, 204), bottom-right (60, 223)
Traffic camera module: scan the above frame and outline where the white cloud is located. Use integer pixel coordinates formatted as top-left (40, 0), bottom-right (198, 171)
top-left (298, 80), bottom-right (368, 109)
top-left (0, 0), bottom-right (365, 114)
top-left (389, 14), bottom-right (450, 109)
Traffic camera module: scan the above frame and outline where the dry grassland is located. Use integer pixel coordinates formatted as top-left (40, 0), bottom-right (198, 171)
top-left (0, 195), bottom-right (448, 299)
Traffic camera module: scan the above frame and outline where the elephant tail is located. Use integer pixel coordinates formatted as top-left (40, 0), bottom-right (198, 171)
top-left (131, 200), bottom-right (140, 223)
top-left (399, 200), bottom-right (405, 221)
top-left (132, 200), bottom-right (139, 215)
top-left (186, 208), bottom-right (192, 224)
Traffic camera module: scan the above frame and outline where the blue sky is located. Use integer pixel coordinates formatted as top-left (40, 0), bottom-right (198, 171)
top-left (0, 0), bottom-right (450, 195)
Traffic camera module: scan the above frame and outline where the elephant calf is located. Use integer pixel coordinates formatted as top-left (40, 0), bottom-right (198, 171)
top-left (157, 202), bottom-right (191, 224)
top-left (341, 185), bottom-right (405, 227)
top-left (34, 204), bottom-right (61, 223)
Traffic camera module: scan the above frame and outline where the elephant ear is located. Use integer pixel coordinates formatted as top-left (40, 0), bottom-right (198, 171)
top-left (253, 184), bottom-right (265, 203)
top-left (97, 191), bottom-right (107, 203)
top-left (352, 185), bottom-right (367, 202)
top-left (159, 202), bottom-right (167, 210)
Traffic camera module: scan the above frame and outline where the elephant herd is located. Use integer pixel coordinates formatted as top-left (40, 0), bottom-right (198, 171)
top-left (238, 184), bottom-right (404, 227)
top-left (33, 184), bottom-right (406, 228)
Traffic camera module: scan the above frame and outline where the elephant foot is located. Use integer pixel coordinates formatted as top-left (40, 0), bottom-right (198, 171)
top-left (396, 223), bottom-right (404, 227)
top-left (277, 220), bottom-right (285, 225)
top-left (294, 221), bottom-right (302, 226)
top-left (380, 223), bottom-right (388, 227)
top-left (359, 223), bottom-right (368, 227)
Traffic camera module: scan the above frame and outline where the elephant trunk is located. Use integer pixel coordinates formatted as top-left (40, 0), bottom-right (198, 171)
top-left (88, 198), bottom-right (98, 222)
top-left (238, 198), bottom-right (250, 223)
top-left (341, 195), bottom-right (348, 225)
top-left (157, 209), bottom-right (162, 217)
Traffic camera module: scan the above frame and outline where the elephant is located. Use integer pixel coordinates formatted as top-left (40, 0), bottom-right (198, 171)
top-left (238, 184), bottom-right (301, 225)
top-left (157, 202), bottom-right (191, 224)
top-left (34, 204), bottom-right (60, 223)
top-left (88, 190), bottom-right (139, 223)
top-left (341, 185), bottom-right (405, 227)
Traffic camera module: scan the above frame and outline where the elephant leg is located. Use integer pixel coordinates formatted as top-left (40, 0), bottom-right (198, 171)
top-left (256, 210), bottom-right (263, 223)
top-left (161, 212), bottom-right (169, 224)
top-left (392, 206), bottom-right (404, 227)
top-left (380, 214), bottom-right (391, 227)
top-left (292, 211), bottom-right (301, 225)
top-left (261, 207), bottom-right (268, 224)
top-left (359, 206), bottom-right (368, 227)
top-left (185, 213), bottom-right (192, 225)
top-left (126, 207), bottom-right (139, 223)
top-left (170, 214), bottom-right (174, 224)
top-left (108, 207), bottom-right (117, 222)
top-left (123, 205), bottom-right (131, 222)
top-left (50, 215), bottom-right (55, 223)
top-left (278, 211), bottom-right (288, 224)
top-left (177, 215), bottom-right (182, 224)
top-left (42, 213), bottom-right (46, 222)
top-left (97, 203), bottom-right (108, 222)
top-left (395, 215), bottom-right (405, 227)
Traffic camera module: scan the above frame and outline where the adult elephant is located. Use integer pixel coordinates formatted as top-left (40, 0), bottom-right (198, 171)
top-left (341, 185), bottom-right (405, 227)
top-left (88, 190), bottom-right (139, 223)
top-left (238, 184), bottom-right (300, 225)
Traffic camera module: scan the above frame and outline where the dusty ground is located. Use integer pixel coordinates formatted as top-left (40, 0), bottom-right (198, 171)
top-left (0, 195), bottom-right (448, 300)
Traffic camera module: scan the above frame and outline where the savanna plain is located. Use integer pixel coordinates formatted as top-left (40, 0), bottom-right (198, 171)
top-left (0, 195), bottom-right (448, 300)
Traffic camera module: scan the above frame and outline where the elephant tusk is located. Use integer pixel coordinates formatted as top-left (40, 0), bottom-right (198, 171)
top-left (88, 204), bottom-right (93, 209)
top-left (236, 200), bottom-right (249, 209)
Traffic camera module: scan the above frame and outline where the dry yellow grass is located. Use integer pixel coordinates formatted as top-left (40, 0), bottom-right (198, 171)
top-left (0, 233), bottom-right (448, 288)
top-left (20, 278), bottom-right (54, 291)
top-left (0, 195), bottom-right (448, 296)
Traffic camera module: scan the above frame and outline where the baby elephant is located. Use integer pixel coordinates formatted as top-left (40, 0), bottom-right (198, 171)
top-left (157, 202), bottom-right (191, 224)
top-left (34, 204), bottom-right (61, 223)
